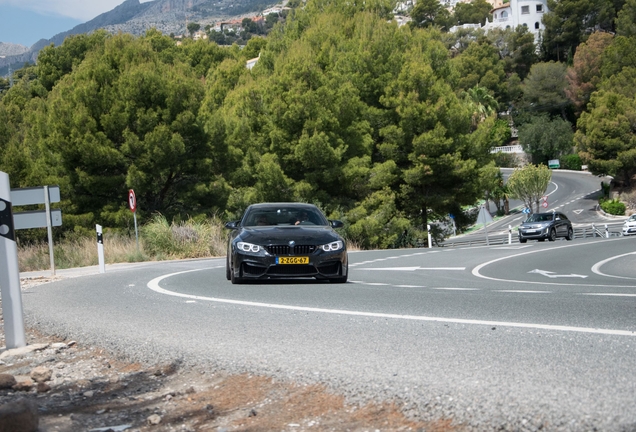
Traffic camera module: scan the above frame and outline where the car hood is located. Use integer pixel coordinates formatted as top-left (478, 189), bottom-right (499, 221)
top-left (237, 226), bottom-right (342, 245)
top-left (520, 221), bottom-right (551, 228)
top-left (624, 220), bottom-right (636, 226)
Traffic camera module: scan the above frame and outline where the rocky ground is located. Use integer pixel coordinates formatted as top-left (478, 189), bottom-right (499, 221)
top-left (0, 275), bottom-right (459, 432)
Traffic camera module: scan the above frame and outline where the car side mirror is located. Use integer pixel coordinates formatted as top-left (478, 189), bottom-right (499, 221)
top-left (330, 220), bottom-right (344, 228)
top-left (224, 221), bottom-right (238, 229)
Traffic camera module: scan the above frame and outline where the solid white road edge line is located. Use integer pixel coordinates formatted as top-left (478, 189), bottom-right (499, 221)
top-left (147, 268), bottom-right (636, 337)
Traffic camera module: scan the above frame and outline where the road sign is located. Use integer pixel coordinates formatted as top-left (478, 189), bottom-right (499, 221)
top-left (542, 201), bottom-right (548, 208)
top-left (128, 189), bottom-right (137, 213)
top-left (13, 209), bottom-right (63, 230)
top-left (522, 208), bottom-right (530, 214)
top-left (548, 159), bottom-right (560, 169)
top-left (10, 186), bottom-right (60, 206)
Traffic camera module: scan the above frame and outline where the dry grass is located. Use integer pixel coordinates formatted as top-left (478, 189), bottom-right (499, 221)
top-left (17, 234), bottom-right (149, 272)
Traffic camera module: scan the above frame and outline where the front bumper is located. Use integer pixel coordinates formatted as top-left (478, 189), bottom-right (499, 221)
top-left (518, 226), bottom-right (551, 240)
top-left (231, 249), bottom-right (348, 280)
top-left (623, 225), bottom-right (636, 236)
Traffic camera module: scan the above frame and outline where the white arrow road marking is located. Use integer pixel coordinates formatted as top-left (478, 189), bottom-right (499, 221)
top-left (359, 267), bottom-right (466, 271)
top-left (147, 268), bottom-right (636, 337)
top-left (528, 269), bottom-right (588, 278)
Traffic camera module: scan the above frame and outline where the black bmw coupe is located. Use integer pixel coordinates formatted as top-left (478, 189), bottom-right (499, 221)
top-left (224, 203), bottom-right (348, 284)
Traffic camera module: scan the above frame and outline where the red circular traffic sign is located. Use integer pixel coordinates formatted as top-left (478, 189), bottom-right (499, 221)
top-left (128, 189), bottom-right (137, 213)
top-left (541, 201), bottom-right (548, 208)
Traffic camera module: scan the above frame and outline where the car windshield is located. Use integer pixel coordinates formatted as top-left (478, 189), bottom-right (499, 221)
top-left (525, 213), bottom-right (554, 223)
top-left (242, 206), bottom-right (329, 227)
top-left (628, 215), bottom-right (636, 222)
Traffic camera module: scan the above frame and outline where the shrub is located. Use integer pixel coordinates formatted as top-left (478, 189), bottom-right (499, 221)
top-left (141, 214), bottom-right (226, 258)
top-left (600, 199), bottom-right (626, 215)
top-left (560, 154), bottom-right (582, 171)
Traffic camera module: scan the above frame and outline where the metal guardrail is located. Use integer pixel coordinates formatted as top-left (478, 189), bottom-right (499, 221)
top-left (440, 222), bottom-right (627, 248)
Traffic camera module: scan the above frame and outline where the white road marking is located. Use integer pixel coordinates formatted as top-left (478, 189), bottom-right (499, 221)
top-left (528, 269), bottom-right (588, 279)
top-left (581, 293), bottom-right (636, 297)
top-left (358, 267), bottom-right (465, 271)
top-left (591, 252), bottom-right (636, 280)
top-left (495, 290), bottom-right (551, 294)
top-left (472, 239), bottom-right (636, 287)
top-left (147, 269), bottom-right (636, 337)
top-left (432, 287), bottom-right (479, 291)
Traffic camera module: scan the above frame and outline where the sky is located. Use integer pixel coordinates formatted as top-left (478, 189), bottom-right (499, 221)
top-left (0, 0), bottom-right (153, 47)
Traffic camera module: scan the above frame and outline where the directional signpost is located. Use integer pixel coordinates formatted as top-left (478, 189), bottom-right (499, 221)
top-left (476, 205), bottom-right (494, 246)
top-left (10, 185), bottom-right (62, 275)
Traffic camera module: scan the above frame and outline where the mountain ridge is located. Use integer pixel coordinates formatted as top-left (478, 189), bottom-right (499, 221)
top-left (0, 0), bottom-right (272, 75)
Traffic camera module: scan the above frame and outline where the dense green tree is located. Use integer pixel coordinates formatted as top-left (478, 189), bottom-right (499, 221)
top-left (518, 114), bottom-right (574, 164)
top-left (410, 0), bottom-right (452, 30)
top-left (616, 0), bottom-right (636, 36)
top-left (576, 90), bottom-right (636, 185)
top-left (506, 164), bottom-right (552, 213)
top-left (452, 0), bottom-right (493, 26)
top-left (30, 33), bottom-right (228, 229)
top-left (601, 35), bottom-right (636, 78)
top-left (542, 0), bottom-right (617, 62)
top-left (451, 39), bottom-right (507, 100)
top-left (521, 61), bottom-right (571, 118)
top-left (187, 22), bottom-right (201, 36)
top-left (36, 31), bottom-right (109, 91)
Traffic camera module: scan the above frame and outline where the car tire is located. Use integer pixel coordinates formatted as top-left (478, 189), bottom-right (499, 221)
top-left (548, 228), bottom-right (557, 241)
top-left (566, 227), bottom-right (573, 241)
top-left (519, 238), bottom-right (527, 243)
top-left (226, 256), bottom-right (231, 280)
top-left (230, 262), bottom-right (243, 284)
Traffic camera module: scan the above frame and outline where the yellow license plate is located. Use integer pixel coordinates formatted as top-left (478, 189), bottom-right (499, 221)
top-left (277, 256), bottom-right (309, 264)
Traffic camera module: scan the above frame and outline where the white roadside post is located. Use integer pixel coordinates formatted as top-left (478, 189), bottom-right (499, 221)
top-left (605, 224), bottom-right (609, 238)
top-left (97, 224), bottom-right (105, 273)
top-left (427, 225), bottom-right (432, 249)
top-left (508, 225), bottom-right (512, 244)
top-left (0, 171), bottom-right (27, 349)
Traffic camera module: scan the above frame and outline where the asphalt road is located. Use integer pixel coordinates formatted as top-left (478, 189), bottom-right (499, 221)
top-left (21, 233), bottom-right (636, 431)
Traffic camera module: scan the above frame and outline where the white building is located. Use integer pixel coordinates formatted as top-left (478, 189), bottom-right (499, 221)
top-left (487, 0), bottom-right (547, 33)
top-left (452, 0), bottom-right (548, 44)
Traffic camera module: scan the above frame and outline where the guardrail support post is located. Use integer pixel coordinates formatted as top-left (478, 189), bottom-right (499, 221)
top-left (427, 225), bottom-right (432, 249)
top-left (592, 224), bottom-right (596, 238)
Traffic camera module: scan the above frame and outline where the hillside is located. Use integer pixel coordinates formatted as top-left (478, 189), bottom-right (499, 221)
top-left (0, 0), bottom-right (276, 75)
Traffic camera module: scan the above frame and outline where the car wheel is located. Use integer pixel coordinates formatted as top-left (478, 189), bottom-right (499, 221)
top-left (548, 228), bottom-right (557, 241)
top-left (225, 255), bottom-right (231, 280)
top-left (519, 238), bottom-right (527, 243)
top-left (566, 227), bottom-right (574, 241)
top-left (230, 261), bottom-right (243, 284)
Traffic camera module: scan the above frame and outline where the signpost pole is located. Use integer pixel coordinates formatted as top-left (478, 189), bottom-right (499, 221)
top-left (44, 186), bottom-right (55, 276)
top-left (0, 171), bottom-right (26, 349)
top-left (134, 212), bottom-right (139, 252)
top-left (128, 189), bottom-right (139, 252)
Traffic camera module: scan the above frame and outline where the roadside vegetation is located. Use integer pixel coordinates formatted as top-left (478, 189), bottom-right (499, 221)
top-left (3, 0), bottom-right (636, 257)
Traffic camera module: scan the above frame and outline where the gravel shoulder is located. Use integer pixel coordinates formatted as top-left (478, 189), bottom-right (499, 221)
top-left (0, 275), bottom-right (457, 432)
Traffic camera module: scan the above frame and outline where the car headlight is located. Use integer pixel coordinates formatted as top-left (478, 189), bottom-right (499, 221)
top-left (321, 240), bottom-right (344, 252)
top-left (237, 242), bottom-right (261, 253)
